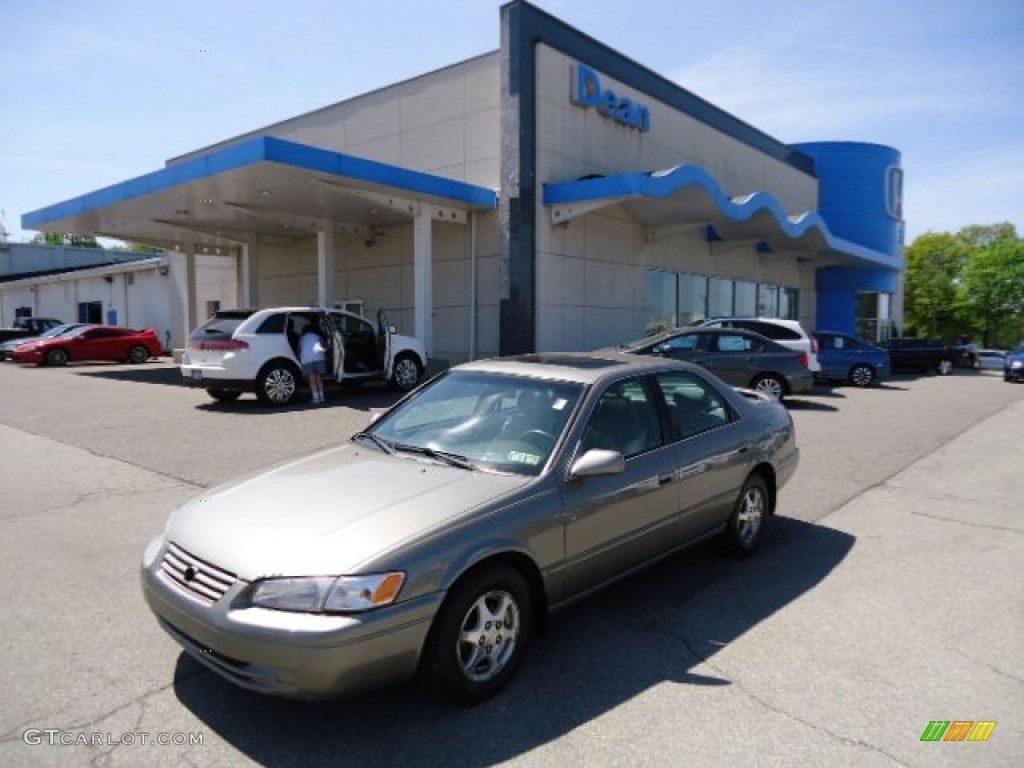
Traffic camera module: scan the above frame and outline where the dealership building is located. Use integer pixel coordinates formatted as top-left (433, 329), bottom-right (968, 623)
top-left (23, 1), bottom-right (903, 360)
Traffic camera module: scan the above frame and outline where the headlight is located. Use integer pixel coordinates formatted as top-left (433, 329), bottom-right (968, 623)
top-left (246, 572), bottom-right (405, 613)
top-left (1012, 360), bottom-right (1023, 369)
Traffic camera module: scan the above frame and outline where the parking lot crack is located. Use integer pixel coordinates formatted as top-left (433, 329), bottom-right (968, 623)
top-left (633, 620), bottom-right (913, 766)
top-left (0, 665), bottom-right (206, 747)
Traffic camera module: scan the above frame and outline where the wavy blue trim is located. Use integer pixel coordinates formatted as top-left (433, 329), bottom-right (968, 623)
top-left (543, 165), bottom-right (901, 270)
top-left (24, 137), bottom-right (498, 230)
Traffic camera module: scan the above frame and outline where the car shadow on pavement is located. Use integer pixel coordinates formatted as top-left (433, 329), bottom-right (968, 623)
top-left (194, 387), bottom-right (403, 414)
top-left (75, 362), bottom-right (184, 387)
top-left (171, 517), bottom-right (854, 768)
top-left (784, 398), bottom-right (839, 412)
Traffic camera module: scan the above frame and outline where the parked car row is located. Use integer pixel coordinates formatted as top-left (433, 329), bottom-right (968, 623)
top-left (2, 323), bottom-right (163, 365)
top-left (611, 317), bottom-right (1019, 396)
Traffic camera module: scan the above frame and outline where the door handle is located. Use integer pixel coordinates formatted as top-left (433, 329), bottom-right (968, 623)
top-left (658, 474), bottom-right (674, 486)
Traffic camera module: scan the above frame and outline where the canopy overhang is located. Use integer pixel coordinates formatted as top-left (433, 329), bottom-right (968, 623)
top-left (544, 165), bottom-right (902, 272)
top-left (23, 137), bottom-right (498, 252)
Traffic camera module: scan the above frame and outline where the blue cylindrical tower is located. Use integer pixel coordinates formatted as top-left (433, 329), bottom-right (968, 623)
top-left (792, 141), bottom-right (903, 256)
top-left (792, 141), bottom-right (903, 337)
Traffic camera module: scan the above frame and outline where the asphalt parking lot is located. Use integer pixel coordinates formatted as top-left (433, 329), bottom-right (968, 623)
top-left (0, 359), bottom-right (1021, 767)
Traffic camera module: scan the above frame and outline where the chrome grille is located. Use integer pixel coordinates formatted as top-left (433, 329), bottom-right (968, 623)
top-left (160, 542), bottom-right (237, 603)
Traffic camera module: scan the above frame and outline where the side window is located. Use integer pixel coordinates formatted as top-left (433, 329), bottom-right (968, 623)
top-left (581, 378), bottom-right (661, 458)
top-left (664, 334), bottom-right (699, 351)
top-left (255, 313), bottom-right (286, 334)
top-left (715, 333), bottom-right (754, 352)
top-left (654, 372), bottom-right (733, 440)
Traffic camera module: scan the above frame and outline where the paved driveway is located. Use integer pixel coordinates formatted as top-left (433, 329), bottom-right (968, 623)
top-left (0, 360), bottom-right (1020, 767)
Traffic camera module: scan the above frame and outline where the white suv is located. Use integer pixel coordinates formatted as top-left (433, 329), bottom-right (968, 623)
top-left (695, 317), bottom-right (821, 372)
top-left (181, 307), bottom-right (428, 405)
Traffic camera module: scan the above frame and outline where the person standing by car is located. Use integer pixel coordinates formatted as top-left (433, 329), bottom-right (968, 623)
top-left (299, 326), bottom-right (328, 405)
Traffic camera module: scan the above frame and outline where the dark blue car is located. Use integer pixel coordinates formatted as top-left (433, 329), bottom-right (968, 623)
top-left (814, 331), bottom-right (892, 387)
top-left (1005, 344), bottom-right (1024, 382)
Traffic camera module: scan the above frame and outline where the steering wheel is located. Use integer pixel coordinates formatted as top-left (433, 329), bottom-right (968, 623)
top-left (519, 429), bottom-right (555, 452)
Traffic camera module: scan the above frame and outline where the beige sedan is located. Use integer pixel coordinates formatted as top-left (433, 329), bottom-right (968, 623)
top-left (141, 353), bottom-right (799, 705)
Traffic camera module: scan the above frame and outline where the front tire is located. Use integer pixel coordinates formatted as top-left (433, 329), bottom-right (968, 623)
top-left (936, 358), bottom-right (954, 375)
top-left (46, 348), bottom-right (69, 366)
top-left (848, 364), bottom-right (876, 388)
top-left (751, 373), bottom-right (786, 401)
top-left (255, 362), bottom-right (299, 406)
top-left (723, 474), bottom-right (769, 555)
top-left (128, 345), bottom-right (149, 364)
top-left (391, 353), bottom-right (423, 392)
top-left (420, 565), bottom-right (533, 706)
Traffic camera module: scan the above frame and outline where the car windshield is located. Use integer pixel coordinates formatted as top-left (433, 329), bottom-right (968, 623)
top-left (363, 370), bottom-right (585, 476)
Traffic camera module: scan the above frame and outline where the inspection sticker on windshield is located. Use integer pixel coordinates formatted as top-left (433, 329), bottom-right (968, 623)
top-left (507, 450), bottom-right (541, 465)
top-left (553, 398), bottom-right (568, 410)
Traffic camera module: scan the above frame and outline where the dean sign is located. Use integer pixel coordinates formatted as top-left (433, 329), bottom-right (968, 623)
top-left (571, 63), bottom-right (651, 132)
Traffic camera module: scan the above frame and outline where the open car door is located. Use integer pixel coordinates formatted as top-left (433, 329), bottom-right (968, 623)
top-left (377, 308), bottom-right (394, 380)
top-left (321, 312), bottom-right (345, 382)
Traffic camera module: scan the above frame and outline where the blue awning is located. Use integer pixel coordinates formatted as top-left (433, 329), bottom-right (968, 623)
top-left (544, 165), bottom-right (901, 271)
top-left (23, 137), bottom-right (498, 250)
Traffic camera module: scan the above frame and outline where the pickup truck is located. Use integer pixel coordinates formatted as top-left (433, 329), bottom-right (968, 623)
top-left (879, 337), bottom-right (973, 375)
top-left (0, 317), bottom-right (64, 344)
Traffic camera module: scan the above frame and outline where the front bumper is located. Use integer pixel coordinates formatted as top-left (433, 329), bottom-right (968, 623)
top-left (140, 538), bottom-right (441, 699)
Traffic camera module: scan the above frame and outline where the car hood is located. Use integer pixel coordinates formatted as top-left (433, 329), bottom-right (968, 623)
top-left (166, 443), bottom-right (531, 579)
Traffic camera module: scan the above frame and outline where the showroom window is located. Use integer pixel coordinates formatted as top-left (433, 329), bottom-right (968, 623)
top-left (780, 287), bottom-right (799, 320)
top-left (645, 269), bottom-right (677, 334)
top-left (678, 273), bottom-right (707, 326)
top-left (707, 277), bottom-right (733, 317)
top-left (757, 284), bottom-right (779, 316)
top-left (734, 280), bottom-right (757, 316)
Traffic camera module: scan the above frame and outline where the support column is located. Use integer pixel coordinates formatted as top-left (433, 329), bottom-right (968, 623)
top-left (238, 243), bottom-right (252, 308)
top-left (413, 211), bottom-right (433, 356)
top-left (184, 245), bottom-right (198, 333)
top-left (317, 224), bottom-right (335, 308)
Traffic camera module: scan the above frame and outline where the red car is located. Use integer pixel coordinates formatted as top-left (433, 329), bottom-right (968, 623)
top-left (13, 325), bottom-right (163, 366)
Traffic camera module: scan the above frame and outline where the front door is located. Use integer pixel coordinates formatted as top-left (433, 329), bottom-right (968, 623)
top-left (560, 376), bottom-right (682, 596)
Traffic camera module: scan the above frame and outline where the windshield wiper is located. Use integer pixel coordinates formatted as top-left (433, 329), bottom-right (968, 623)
top-left (351, 431), bottom-right (394, 454)
top-left (391, 443), bottom-right (475, 470)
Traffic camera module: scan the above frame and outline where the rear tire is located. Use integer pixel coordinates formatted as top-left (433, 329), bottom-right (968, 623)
top-left (128, 345), bottom-right (149, 364)
top-left (420, 565), bottom-right (533, 706)
top-left (255, 362), bottom-right (300, 406)
top-left (750, 373), bottom-right (786, 401)
top-left (722, 474), bottom-right (769, 555)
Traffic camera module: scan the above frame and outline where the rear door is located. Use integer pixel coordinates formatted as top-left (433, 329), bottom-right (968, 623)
top-left (377, 309), bottom-right (393, 378)
top-left (653, 370), bottom-right (751, 538)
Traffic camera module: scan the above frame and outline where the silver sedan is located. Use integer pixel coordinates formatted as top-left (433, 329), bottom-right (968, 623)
top-left (141, 353), bottom-right (799, 704)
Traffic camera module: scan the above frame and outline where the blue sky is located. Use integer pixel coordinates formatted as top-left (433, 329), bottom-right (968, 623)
top-left (1, 0), bottom-right (1021, 244)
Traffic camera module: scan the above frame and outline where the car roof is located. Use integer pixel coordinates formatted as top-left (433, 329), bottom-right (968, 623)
top-left (456, 352), bottom-right (695, 385)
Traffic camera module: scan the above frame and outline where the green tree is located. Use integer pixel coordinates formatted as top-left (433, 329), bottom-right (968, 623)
top-left (903, 232), bottom-right (967, 339)
top-left (956, 236), bottom-right (1024, 347)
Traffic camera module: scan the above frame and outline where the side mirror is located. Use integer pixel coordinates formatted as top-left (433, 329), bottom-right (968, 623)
top-left (569, 449), bottom-right (625, 480)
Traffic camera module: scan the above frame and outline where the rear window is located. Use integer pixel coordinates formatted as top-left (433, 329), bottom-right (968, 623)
top-left (741, 321), bottom-right (801, 341)
top-left (190, 312), bottom-right (251, 341)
